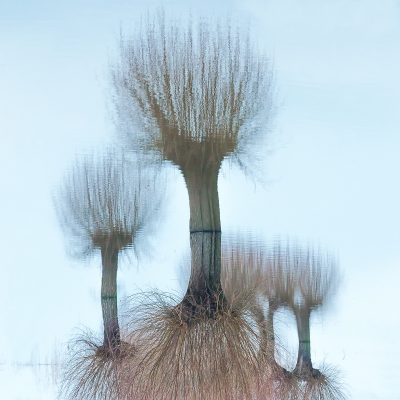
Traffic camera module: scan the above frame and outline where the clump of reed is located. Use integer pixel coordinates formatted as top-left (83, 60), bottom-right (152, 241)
top-left (120, 290), bottom-right (268, 400)
top-left (296, 363), bottom-right (350, 400)
top-left (58, 329), bottom-right (137, 400)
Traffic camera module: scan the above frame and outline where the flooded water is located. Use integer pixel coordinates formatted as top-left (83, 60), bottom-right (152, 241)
top-left (1, 1), bottom-right (400, 399)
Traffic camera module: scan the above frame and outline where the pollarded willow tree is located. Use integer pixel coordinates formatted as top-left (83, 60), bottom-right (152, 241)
top-left (262, 241), bottom-right (298, 364)
top-left (222, 236), bottom-right (300, 400)
top-left (113, 11), bottom-right (274, 318)
top-left (222, 236), bottom-right (348, 400)
top-left (263, 242), bottom-right (346, 399)
top-left (54, 148), bottom-right (164, 357)
top-left (287, 245), bottom-right (340, 380)
top-left (111, 13), bottom-right (274, 400)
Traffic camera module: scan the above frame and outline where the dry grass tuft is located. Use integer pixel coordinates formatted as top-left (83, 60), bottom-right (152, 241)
top-left (121, 290), bottom-right (270, 400)
top-left (256, 362), bottom-right (349, 400)
top-left (58, 329), bottom-right (137, 400)
top-left (298, 363), bottom-right (349, 400)
top-left (263, 370), bottom-right (302, 400)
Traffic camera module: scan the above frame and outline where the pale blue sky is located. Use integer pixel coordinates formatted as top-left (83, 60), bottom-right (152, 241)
top-left (1, 1), bottom-right (400, 399)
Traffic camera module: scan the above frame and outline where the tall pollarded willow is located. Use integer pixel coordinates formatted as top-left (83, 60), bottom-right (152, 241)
top-left (54, 149), bottom-right (164, 355)
top-left (113, 13), bottom-right (274, 317)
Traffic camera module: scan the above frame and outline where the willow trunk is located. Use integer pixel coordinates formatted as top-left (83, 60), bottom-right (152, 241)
top-left (181, 163), bottom-right (223, 310)
top-left (100, 243), bottom-right (121, 350)
top-left (293, 306), bottom-right (313, 377)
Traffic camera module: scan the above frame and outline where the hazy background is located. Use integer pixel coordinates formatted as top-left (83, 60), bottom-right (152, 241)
top-left (1, 1), bottom-right (400, 398)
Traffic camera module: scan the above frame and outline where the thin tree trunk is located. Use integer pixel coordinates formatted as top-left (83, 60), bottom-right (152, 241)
top-left (293, 306), bottom-right (319, 379)
top-left (265, 306), bottom-right (276, 355)
top-left (252, 303), bottom-right (272, 357)
top-left (253, 302), bottom-right (292, 378)
top-left (100, 242), bottom-right (121, 351)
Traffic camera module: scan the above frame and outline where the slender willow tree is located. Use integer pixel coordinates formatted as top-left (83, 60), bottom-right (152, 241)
top-left (222, 236), bottom-right (348, 399)
top-left (113, 12), bottom-right (274, 318)
top-left (287, 245), bottom-right (340, 380)
top-left (222, 236), bottom-right (299, 400)
top-left (262, 241), bottom-right (347, 399)
top-left (54, 149), bottom-right (164, 356)
top-left (261, 241), bottom-right (297, 366)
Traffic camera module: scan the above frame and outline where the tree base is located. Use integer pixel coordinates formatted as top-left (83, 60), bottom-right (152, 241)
top-left (292, 366), bottom-right (321, 380)
top-left (95, 340), bottom-right (136, 359)
top-left (173, 291), bottom-right (231, 323)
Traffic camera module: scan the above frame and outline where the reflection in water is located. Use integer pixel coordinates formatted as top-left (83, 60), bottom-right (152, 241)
top-left (54, 12), bottom-right (348, 400)
top-left (223, 237), bottom-right (348, 399)
top-left (53, 149), bottom-right (164, 399)
top-left (110, 12), bottom-right (275, 399)
top-left (113, 11), bottom-right (274, 318)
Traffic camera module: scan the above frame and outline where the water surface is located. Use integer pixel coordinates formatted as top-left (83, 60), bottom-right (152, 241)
top-left (1, 1), bottom-right (400, 399)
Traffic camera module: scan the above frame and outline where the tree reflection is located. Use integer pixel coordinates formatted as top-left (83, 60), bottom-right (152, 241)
top-left (223, 237), bottom-right (348, 399)
top-left (54, 149), bottom-right (164, 399)
top-left (55, 10), bottom-right (349, 400)
top-left (111, 13), bottom-right (275, 400)
top-left (113, 12), bottom-right (274, 318)
top-left (285, 245), bottom-right (340, 380)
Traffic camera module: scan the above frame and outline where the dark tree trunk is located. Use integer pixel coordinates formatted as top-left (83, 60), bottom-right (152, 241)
top-left (181, 162), bottom-right (221, 233)
top-left (253, 302), bottom-right (292, 377)
top-left (257, 299), bottom-right (280, 358)
top-left (265, 305), bottom-right (276, 354)
top-left (293, 306), bottom-right (320, 379)
top-left (186, 231), bottom-right (222, 300)
top-left (100, 242), bottom-right (121, 352)
top-left (179, 162), bottom-right (225, 319)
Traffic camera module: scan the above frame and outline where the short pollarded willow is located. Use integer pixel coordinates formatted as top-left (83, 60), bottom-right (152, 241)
top-left (263, 241), bottom-right (347, 399)
top-left (222, 236), bottom-right (297, 397)
top-left (54, 149), bottom-right (164, 355)
top-left (288, 245), bottom-right (341, 380)
top-left (222, 237), bottom-right (348, 399)
top-left (258, 241), bottom-right (341, 382)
